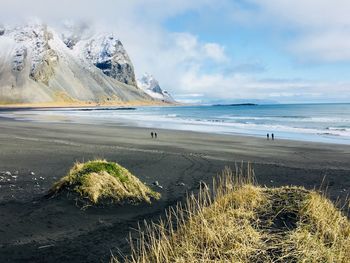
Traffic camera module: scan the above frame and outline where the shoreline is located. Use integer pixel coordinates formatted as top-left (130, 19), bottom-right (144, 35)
top-left (1, 114), bottom-right (347, 147)
top-left (1, 106), bottom-right (350, 146)
top-left (0, 117), bottom-right (349, 262)
top-left (1, 116), bottom-right (350, 176)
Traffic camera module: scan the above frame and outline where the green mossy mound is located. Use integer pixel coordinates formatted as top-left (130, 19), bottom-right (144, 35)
top-left (49, 160), bottom-right (160, 204)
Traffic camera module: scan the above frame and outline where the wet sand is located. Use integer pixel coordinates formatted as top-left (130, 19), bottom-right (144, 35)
top-left (0, 118), bottom-right (350, 262)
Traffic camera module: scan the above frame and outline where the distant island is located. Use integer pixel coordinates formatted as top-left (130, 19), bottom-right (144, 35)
top-left (212, 103), bottom-right (258, 106)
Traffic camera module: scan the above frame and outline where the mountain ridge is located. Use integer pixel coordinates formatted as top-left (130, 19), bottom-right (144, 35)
top-left (0, 22), bottom-right (174, 106)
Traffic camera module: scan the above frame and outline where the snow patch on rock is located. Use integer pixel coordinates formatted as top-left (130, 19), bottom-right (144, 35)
top-left (4, 23), bottom-right (59, 82)
top-left (72, 33), bottom-right (136, 86)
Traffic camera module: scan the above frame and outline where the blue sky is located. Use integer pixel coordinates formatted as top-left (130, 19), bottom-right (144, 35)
top-left (157, 0), bottom-right (350, 103)
top-left (1, 0), bottom-right (350, 103)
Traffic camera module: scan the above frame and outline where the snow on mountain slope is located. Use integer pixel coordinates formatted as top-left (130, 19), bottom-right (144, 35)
top-left (2, 24), bottom-right (56, 81)
top-left (0, 22), bottom-right (155, 105)
top-left (137, 73), bottom-right (175, 103)
top-left (74, 34), bottom-right (136, 85)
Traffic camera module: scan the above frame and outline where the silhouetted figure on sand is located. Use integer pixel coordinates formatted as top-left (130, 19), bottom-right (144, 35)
top-left (267, 133), bottom-right (269, 140)
top-left (155, 132), bottom-right (158, 139)
top-left (272, 133), bottom-right (274, 140)
top-left (151, 132), bottom-right (154, 138)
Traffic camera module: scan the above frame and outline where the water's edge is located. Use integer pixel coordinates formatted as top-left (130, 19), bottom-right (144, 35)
top-left (1, 104), bottom-right (350, 145)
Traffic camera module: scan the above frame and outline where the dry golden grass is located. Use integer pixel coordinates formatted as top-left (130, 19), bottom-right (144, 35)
top-left (284, 192), bottom-right (350, 262)
top-left (49, 159), bottom-right (160, 204)
top-left (115, 165), bottom-right (350, 263)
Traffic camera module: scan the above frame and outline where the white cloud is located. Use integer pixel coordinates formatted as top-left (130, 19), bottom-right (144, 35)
top-left (250, 0), bottom-right (350, 29)
top-left (290, 31), bottom-right (350, 62)
top-left (171, 33), bottom-right (228, 63)
top-left (174, 33), bottom-right (198, 53)
top-left (115, 28), bottom-right (229, 99)
top-left (203, 43), bottom-right (228, 62)
top-left (234, 0), bottom-right (350, 62)
top-left (0, 0), bottom-right (220, 26)
top-left (178, 68), bottom-right (350, 103)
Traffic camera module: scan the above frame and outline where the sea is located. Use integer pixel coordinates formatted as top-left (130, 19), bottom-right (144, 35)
top-left (2, 103), bottom-right (350, 145)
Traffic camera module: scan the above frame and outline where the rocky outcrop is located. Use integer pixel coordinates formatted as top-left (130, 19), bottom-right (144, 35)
top-left (61, 25), bottom-right (137, 86)
top-left (137, 73), bottom-right (175, 103)
top-left (30, 49), bottom-right (59, 84)
top-left (79, 34), bottom-right (136, 86)
top-left (0, 26), bottom-right (5, 36)
top-left (12, 46), bottom-right (27, 72)
top-left (6, 24), bottom-right (58, 84)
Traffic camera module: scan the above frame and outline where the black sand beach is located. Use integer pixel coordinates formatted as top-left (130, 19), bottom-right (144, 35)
top-left (0, 117), bottom-right (350, 262)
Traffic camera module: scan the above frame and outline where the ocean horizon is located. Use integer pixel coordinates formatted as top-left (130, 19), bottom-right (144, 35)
top-left (2, 102), bottom-right (350, 145)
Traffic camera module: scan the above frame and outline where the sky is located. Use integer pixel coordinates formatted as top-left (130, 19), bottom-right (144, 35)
top-left (1, 0), bottom-right (350, 103)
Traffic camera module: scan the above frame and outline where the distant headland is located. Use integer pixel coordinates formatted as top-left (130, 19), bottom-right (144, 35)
top-left (212, 103), bottom-right (258, 106)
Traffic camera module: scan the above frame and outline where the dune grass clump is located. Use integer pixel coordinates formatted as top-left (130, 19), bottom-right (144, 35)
top-left (49, 159), bottom-right (160, 204)
top-left (116, 165), bottom-right (350, 263)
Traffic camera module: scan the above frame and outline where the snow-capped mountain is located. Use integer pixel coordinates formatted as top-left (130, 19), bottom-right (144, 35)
top-left (60, 22), bottom-right (136, 86)
top-left (77, 34), bottom-right (136, 85)
top-left (137, 73), bottom-right (174, 103)
top-left (0, 22), bottom-right (170, 105)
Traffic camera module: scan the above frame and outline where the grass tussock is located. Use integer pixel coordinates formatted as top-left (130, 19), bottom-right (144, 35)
top-left (49, 159), bottom-right (160, 204)
top-left (116, 165), bottom-right (350, 263)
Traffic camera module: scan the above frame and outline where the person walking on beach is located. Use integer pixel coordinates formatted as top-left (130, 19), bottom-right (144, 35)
top-left (267, 133), bottom-right (269, 140)
top-left (151, 132), bottom-right (154, 138)
top-left (272, 133), bottom-right (274, 140)
top-left (155, 132), bottom-right (157, 139)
